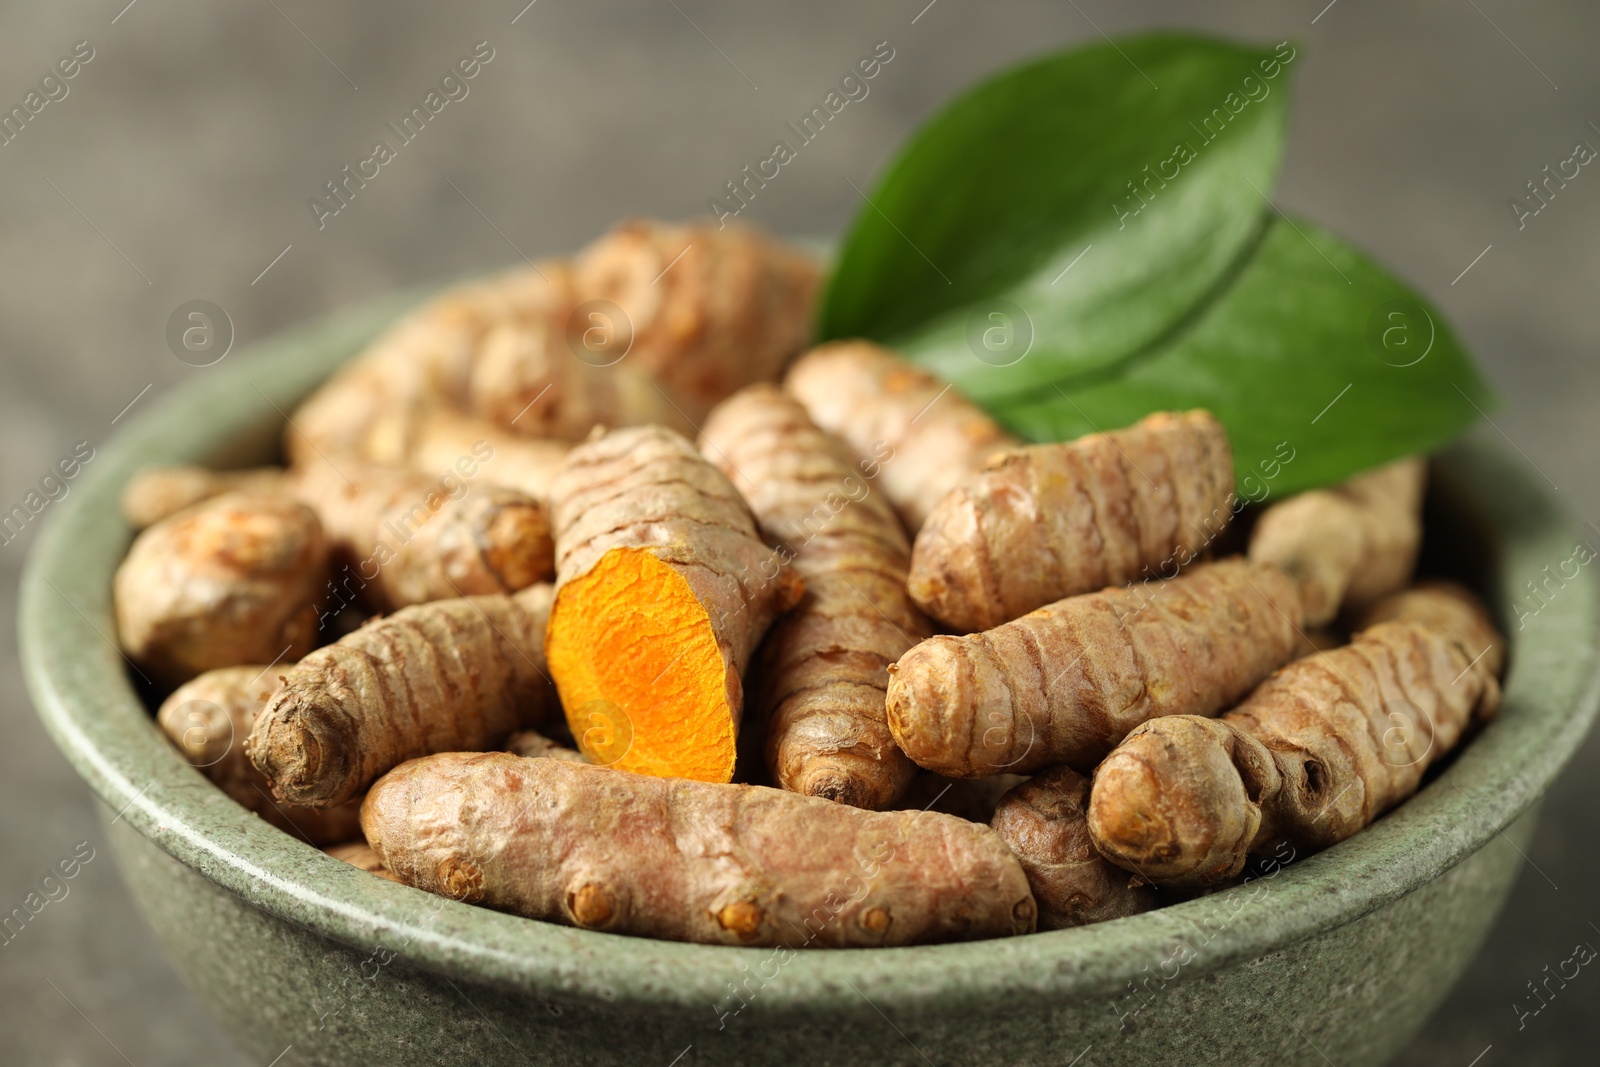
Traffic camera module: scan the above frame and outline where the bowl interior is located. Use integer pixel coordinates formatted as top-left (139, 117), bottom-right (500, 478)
top-left (19, 291), bottom-right (1600, 1015)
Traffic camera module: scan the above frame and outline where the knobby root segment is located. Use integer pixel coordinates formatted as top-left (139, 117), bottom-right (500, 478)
top-left (886, 558), bottom-right (1303, 778)
top-left (471, 311), bottom-right (694, 442)
top-left (1357, 582), bottom-right (1506, 678)
top-left (700, 384), bottom-right (931, 808)
top-left (289, 458), bottom-right (552, 611)
top-left (287, 262), bottom-right (564, 467)
top-left (472, 219), bottom-right (821, 441)
top-left (1087, 581), bottom-right (1503, 889)
top-left (785, 340), bottom-right (1019, 534)
top-left (1248, 457), bottom-right (1426, 627)
top-left (121, 465), bottom-right (288, 530)
top-left (286, 219), bottom-right (814, 482)
top-left (362, 752), bottom-right (1036, 948)
top-left (247, 584), bottom-right (557, 808)
top-left (909, 410), bottom-right (1235, 633)
top-left (114, 493), bottom-right (329, 689)
top-left (574, 220), bottom-right (819, 415)
top-left (990, 766), bottom-right (1156, 929)
top-left (399, 407), bottom-right (571, 503)
top-left (545, 425), bottom-right (803, 783)
top-left (295, 370), bottom-right (571, 505)
top-left (351, 403), bottom-right (573, 504)
top-left (158, 666), bottom-right (361, 844)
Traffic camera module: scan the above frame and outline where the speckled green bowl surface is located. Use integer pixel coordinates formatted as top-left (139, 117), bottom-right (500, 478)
top-left (21, 293), bottom-right (1600, 1067)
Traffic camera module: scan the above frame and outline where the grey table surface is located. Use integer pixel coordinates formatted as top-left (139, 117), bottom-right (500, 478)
top-left (1, 2), bottom-right (1596, 1064)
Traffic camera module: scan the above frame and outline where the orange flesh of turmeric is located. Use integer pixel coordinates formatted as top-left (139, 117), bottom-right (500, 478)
top-left (548, 548), bottom-right (736, 783)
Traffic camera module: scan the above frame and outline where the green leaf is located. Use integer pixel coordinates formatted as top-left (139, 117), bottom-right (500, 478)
top-left (820, 32), bottom-right (1302, 402)
top-left (820, 31), bottom-right (1496, 494)
top-left (991, 216), bottom-right (1496, 496)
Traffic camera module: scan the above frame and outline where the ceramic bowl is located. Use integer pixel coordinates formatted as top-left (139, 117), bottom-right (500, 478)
top-left (21, 293), bottom-right (1600, 1066)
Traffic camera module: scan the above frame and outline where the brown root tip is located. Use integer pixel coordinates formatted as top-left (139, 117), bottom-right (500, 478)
top-left (566, 882), bottom-right (619, 929)
top-left (798, 770), bottom-right (875, 810)
top-left (483, 502), bottom-right (555, 590)
top-left (438, 858), bottom-right (485, 903)
top-left (1087, 717), bottom-right (1261, 890)
top-left (250, 721), bottom-right (317, 800)
top-left (1011, 896), bottom-right (1037, 934)
top-left (859, 906), bottom-right (892, 934)
top-left (715, 900), bottom-right (765, 941)
top-left (249, 695), bottom-right (356, 809)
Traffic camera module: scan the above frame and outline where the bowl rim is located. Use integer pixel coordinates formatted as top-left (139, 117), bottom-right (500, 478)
top-left (19, 291), bottom-right (1600, 1019)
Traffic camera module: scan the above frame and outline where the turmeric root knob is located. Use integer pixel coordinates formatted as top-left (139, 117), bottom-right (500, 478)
top-left (545, 426), bottom-right (803, 783)
top-left (1248, 458), bottom-right (1426, 626)
top-left (568, 883), bottom-right (621, 930)
top-left (114, 493), bottom-right (328, 688)
top-left (158, 666), bottom-right (362, 844)
top-left (286, 262), bottom-right (565, 467)
top-left (573, 219), bottom-right (821, 417)
top-left (1085, 716), bottom-right (1277, 889)
top-left (470, 316), bottom-right (695, 442)
top-left (471, 220), bottom-right (820, 441)
top-left (989, 766), bottom-right (1156, 928)
top-left (248, 584), bottom-right (556, 807)
top-left (1087, 582), bottom-right (1504, 888)
top-left (908, 409), bottom-right (1235, 632)
top-left (121, 465), bottom-right (288, 529)
top-left (886, 558), bottom-right (1303, 777)
top-left (361, 752), bottom-right (1036, 948)
top-left (785, 341), bottom-right (1019, 533)
top-left (289, 459), bottom-right (553, 611)
top-left (372, 405), bottom-right (573, 504)
top-left (700, 384), bottom-right (932, 808)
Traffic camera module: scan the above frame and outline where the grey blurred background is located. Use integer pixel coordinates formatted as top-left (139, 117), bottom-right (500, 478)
top-left (1, 1), bottom-right (1596, 1064)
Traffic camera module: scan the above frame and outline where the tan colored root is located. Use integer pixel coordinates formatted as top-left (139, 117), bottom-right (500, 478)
top-left (909, 410), bottom-right (1235, 632)
top-left (325, 841), bottom-right (400, 882)
top-left (337, 398), bottom-right (573, 504)
top-left (289, 459), bottom-right (552, 611)
top-left (545, 426), bottom-right (803, 783)
top-left (114, 493), bottom-right (328, 688)
top-left (158, 667), bottom-right (361, 844)
top-left (785, 341), bottom-right (1019, 533)
top-left (247, 584), bottom-right (556, 808)
top-left (470, 317), bottom-right (697, 441)
top-left (572, 219), bottom-right (820, 418)
top-left (121, 466), bottom-right (287, 529)
top-left (991, 766), bottom-right (1157, 929)
top-left (395, 407), bottom-right (571, 502)
top-left (287, 262), bottom-right (567, 466)
top-left (1087, 582), bottom-right (1502, 889)
top-left (472, 222), bottom-right (820, 442)
top-left (362, 752), bottom-right (1036, 947)
top-left (504, 728), bottom-right (587, 763)
top-left (1088, 716), bottom-right (1275, 890)
top-left (886, 558), bottom-right (1303, 777)
top-left (1357, 580), bottom-right (1506, 677)
top-left (700, 385), bottom-right (930, 808)
top-left (1248, 458), bottom-right (1426, 626)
